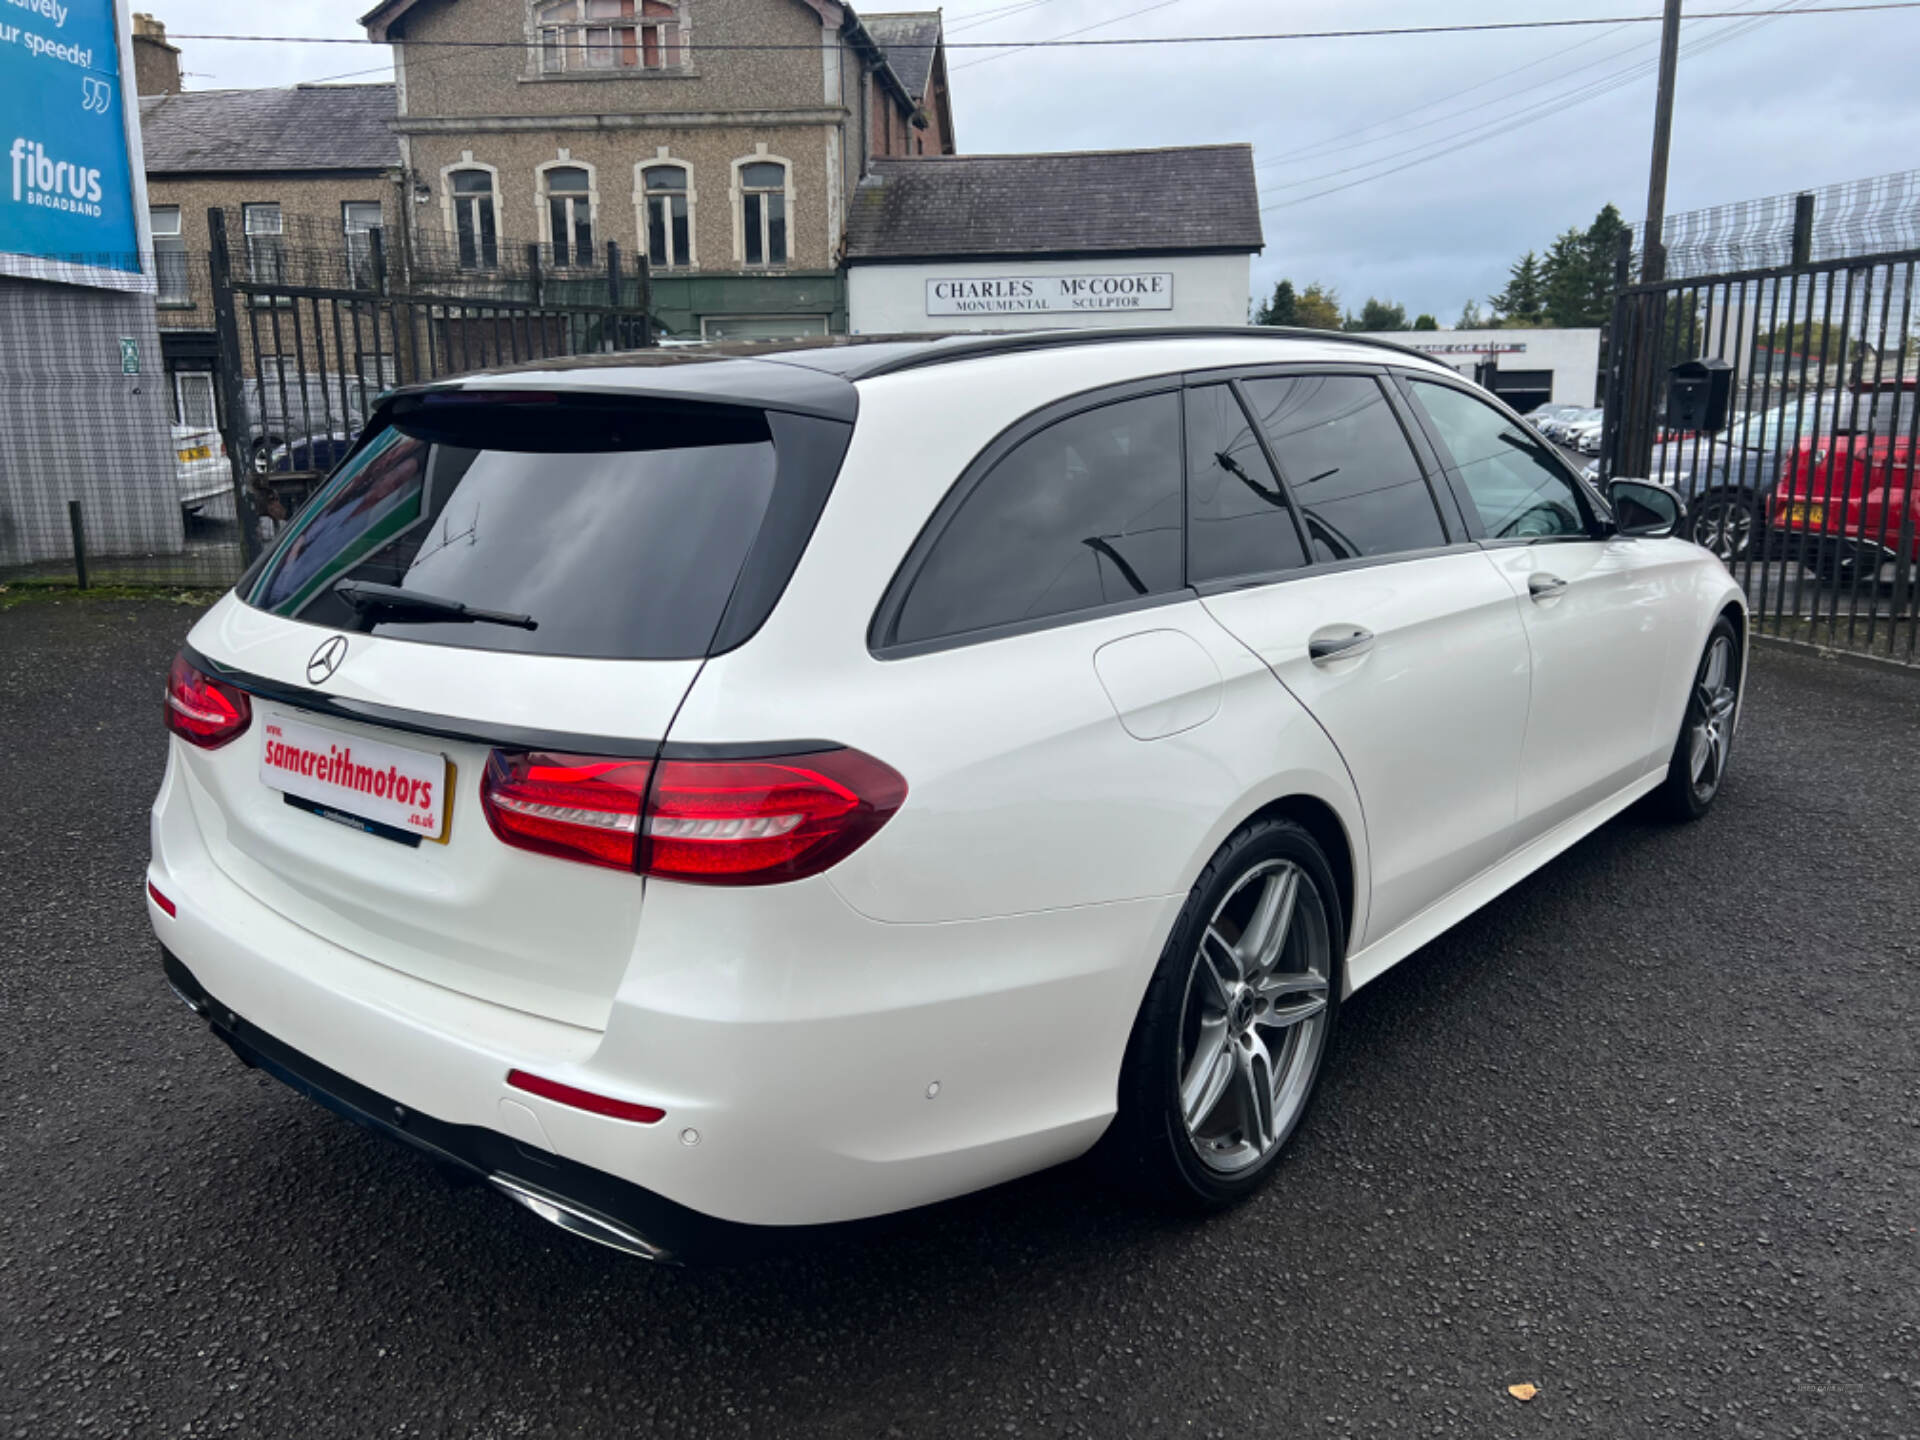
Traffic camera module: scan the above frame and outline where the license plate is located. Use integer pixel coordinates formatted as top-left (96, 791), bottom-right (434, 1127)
top-left (1789, 503), bottom-right (1825, 526)
top-left (260, 713), bottom-right (448, 841)
top-left (177, 445), bottom-right (212, 462)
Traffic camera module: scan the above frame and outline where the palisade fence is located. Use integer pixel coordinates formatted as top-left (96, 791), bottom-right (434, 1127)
top-left (1, 207), bottom-right (657, 590)
top-left (1601, 240), bottom-right (1920, 665)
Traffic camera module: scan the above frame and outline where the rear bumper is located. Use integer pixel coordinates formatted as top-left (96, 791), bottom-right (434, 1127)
top-left (148, 742), bottom-right (1157, 1237)
top-left (160, 946), bottom-right (748, 1264)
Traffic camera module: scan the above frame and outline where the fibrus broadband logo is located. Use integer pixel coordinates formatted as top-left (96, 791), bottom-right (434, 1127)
top-left (9, 138), bottom-right (104, 217)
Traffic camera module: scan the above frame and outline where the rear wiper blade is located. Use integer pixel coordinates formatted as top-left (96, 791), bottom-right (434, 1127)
top-left (332, 580), bottom-right (537, 631)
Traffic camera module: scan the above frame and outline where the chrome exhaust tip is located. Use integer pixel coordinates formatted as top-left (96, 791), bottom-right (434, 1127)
top-left (489, 1174), bottom-right (668, 1262)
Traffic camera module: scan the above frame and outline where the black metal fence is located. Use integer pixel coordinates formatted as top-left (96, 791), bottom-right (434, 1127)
top-left (1, 209), bottom-right (656, 591)
top-left (1601, 245), bottom-right (1920, 664)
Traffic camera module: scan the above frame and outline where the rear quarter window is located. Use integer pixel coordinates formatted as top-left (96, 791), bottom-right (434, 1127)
top-left (887, 390), bottom-right (1185, 648)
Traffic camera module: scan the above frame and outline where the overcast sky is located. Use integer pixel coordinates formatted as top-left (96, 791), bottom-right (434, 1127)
top-left (155, 0), bottom-right (1920, 324)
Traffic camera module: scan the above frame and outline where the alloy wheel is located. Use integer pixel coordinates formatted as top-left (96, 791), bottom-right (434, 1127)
top-left (1688, 633), bottom-right (1739, 800)
top-left (1176, 859), bottom-right (1331, 1175)
top-left (1692, 498), bottom-right (1753, 562)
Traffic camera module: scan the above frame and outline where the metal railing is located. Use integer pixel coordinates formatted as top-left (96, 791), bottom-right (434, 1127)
top-left (1602, 244), bottom-right (1920, 663)
top-left (0, 209), bottom-right (658, 591)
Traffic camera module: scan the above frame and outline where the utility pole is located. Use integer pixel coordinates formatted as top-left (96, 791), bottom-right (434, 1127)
top-left (1641, 0), bottom-right (1684, 281)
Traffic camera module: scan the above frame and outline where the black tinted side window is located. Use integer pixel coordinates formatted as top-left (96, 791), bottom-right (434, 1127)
top-left (893, 391), bottom-right (1184, 646)
top-left (1186, 384), bottom-right (1309, 584)
top-left (1240, 374), bottom-right (1448, 561)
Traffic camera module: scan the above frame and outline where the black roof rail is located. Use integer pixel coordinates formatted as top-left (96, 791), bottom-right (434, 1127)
top-left (826, 326), bottom-right (1446, 380)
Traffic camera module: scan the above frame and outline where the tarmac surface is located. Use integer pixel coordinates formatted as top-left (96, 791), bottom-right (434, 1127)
top-left (3, 593), bottom-right (1916, 1438)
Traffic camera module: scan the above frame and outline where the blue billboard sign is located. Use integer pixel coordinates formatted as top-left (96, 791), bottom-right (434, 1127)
top-left (0, 0), bottom-right (142, 282)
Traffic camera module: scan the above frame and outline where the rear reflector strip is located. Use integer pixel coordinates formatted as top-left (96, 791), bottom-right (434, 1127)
top-left (506, 1069), bottom-right (665, 1125)
top-left (147, 879), bottom-right (176, 917)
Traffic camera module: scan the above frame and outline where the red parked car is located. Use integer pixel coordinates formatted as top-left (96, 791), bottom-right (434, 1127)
top-left (1768, 392), bottom-right (1918, 585)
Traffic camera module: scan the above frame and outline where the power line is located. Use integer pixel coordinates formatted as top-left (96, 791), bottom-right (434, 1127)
top-left (1260, 2), bottom-right (1808, 210)
top-left (953, 0), bottom-right (1188, 70)
top-left (1262, 0), bottom-right (1799, 192)
top-left (163, 4), bottom-right (1920, 55)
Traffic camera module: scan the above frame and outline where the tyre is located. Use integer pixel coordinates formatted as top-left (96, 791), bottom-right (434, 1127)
top-left (1112, 818), bottom-right (1343, 1208)
top-left (1655, 615), bottom-right (1742, 822)
top-left (1690, 487), bottom-right (1761, 563)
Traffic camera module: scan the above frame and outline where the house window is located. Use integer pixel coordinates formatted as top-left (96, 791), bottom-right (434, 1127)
top-left (451, 169), bottom-right (498, 269)
top-left (175, 370), bottom-right (218, 428)
top-left (150, 205), bottom-right (190, 304)
top-left (641, 163), bottom-right (690, 269)
top-left (343, 201), bottom-right (384, 286)
top-left (243, 203), bottom-right (284, 284)
top-left (738, 160), bottom-right (787, 267)
top-left (536, 0), bottom-right (682, 72)
top-left (543, 165), bottom-right (595, 267)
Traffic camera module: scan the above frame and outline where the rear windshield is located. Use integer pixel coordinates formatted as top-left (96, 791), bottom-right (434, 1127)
top-left (245, 393), bottom-right (795, 660)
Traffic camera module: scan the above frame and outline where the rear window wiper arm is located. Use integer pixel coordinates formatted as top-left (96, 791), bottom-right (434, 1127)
top-left (332, 580), bottom-right (538, 631)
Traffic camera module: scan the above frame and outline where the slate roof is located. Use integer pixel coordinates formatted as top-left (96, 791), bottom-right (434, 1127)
top-left (138, 85), bottom-right (400, 174)
top-left (863, 12), bottom-right (942, 101)
top-left (845, 146), bottom-right (1265, 261)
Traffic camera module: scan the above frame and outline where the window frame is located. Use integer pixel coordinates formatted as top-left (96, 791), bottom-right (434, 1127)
top-left (341, 200), bottom-right (384, 287)
top-left (732, 154), bottom-right (791, 268)
top-left (868, 376), bottom-right (1196, 660)
top-left (443, 162), bottom-right (501, 270)
top-left (149, 204), bottom-right (191, 306)
top-left (636, 159), bottom-right (694, 269)
top-left (242, 201), bottom-right (284, 285)
top-left (537, 160), bottom-right (598, 269)
top-left (1389, 368), bottom-right (1610, 547)
top-left (533, 0), bottom-right (686, 74)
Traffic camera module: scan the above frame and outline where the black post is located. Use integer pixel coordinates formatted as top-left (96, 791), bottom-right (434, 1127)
top-left (636, 252), bottom-right (653, 348)
top-left (526, 243), bottom-right (544, 309)
top-left (1791, 192), bottom-right (1816, 267)
top-left (1640, 0), bottom-right (1683, 283)
top-left (207, 208), bottom-right (262, 563)
top-left (605, 240), bottom-right (622, 351)
top-left (67, 501), bottom-right (88, 590)
top-left (369, 226), bottom-right (388, 295)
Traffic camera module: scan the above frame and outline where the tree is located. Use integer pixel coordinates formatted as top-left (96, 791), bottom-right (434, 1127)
top-left (1294, 282), bottom-right (1343, 330)
top-left (1540, 228), bottom-right (1591, 327)
top-left (1344, 297), bottom-right (1409, 332)
top-left (1253, 279), bottom-right (1298, 327)
top-left (1490, 251), bottom-right (1545, 326)
top-left (1412, 313), bottom-right (1439, 331)
top-left (1458, 298), bottom-right (1486, 328)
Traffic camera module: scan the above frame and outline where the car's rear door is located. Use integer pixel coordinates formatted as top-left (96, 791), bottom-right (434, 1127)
top-left (1398, 373), bottom-right (1679, 835)
top-left (1191, 369), bottom-right (1533, 950)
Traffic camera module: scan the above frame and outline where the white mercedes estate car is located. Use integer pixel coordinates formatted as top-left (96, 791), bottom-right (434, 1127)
top-left (149, 330), bottom-right (1746, 1261)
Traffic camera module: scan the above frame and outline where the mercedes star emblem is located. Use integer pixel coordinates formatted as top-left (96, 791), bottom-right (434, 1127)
top-left (307, 635), bottom-right (350, 685)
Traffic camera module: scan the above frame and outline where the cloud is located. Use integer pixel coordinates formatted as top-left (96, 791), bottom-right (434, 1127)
top-left (156, 0), bottom-right (1920, 324)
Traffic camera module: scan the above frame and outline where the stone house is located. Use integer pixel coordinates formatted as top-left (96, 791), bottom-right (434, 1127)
top-left (360, 0), bottom-right (954, 338)
top-left (136, 17), bottom-right (404, 429)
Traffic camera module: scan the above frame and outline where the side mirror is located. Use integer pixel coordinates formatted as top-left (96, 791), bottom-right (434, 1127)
top-left (1608, 478), bottom-right (1684, 539)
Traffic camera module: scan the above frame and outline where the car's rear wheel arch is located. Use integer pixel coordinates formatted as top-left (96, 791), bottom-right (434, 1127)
top-left (1233, 794), bottom-right (1355, 957)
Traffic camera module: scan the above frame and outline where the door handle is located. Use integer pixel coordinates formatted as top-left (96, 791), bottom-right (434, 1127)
top-left (1308, 625), bottom-right (1374, 664)
top-left (1528, 573), bottom-right (1569, 602)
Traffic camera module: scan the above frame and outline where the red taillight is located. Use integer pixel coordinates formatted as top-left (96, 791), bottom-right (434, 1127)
top-left (479, 751), bottom-right (653, 871)
top-left (507, 1069), bottom-right (664, 1125)
top-left (478, 745), bottom-right (907, 885)
top-left (164, 653), bottom-right (252, 749)
top-left (642, 750), bottom-right (907, 885)
top-left (147, 879), bottom-right (176, 917)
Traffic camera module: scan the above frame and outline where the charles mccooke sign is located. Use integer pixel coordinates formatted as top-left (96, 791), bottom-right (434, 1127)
top-left (927, 273), bottom-right (1175, 317)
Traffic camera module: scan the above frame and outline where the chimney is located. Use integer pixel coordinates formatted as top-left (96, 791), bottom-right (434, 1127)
top-left (132, 13), bottom-right (182, 96)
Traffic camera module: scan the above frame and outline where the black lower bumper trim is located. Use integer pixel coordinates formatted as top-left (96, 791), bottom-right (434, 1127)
top-left (159, 947), bottom-right (780, 1265)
